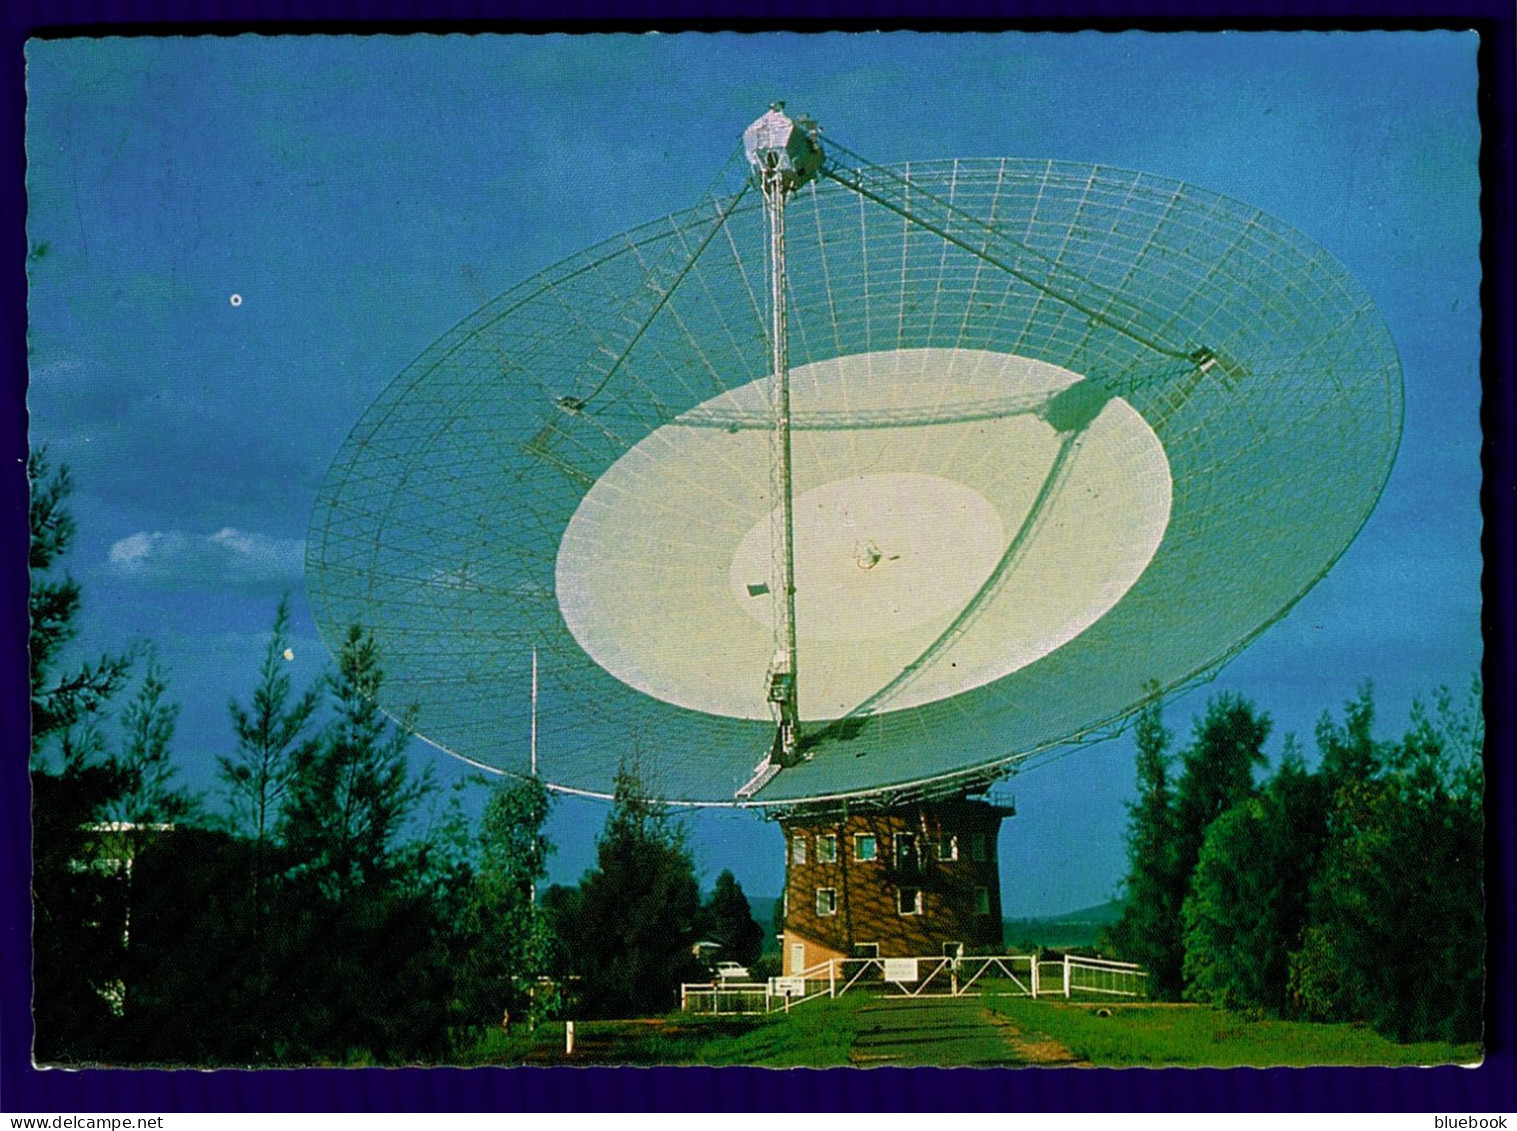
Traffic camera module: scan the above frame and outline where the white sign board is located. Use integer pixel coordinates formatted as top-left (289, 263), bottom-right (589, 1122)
top-left (770, 976), bottom-right (806, 998)
top-left (883, 958), bottom-right (919, 983)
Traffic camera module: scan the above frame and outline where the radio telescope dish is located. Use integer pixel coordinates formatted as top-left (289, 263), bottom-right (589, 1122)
top-left (307, 113), bottom-right (1401, 807)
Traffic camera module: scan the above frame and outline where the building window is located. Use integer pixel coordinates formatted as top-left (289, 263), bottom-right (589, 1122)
top-left (897, 887), bottom-right (923, 916)
top-left (818, 833), bottom-right (838, 863)
top-left (970, 832), bottom-right (988, 862)
top-left (816, 887), bottom-right (837, 916)
top-left (852, 942), bottom-right (879, 959)
top-left (975, 886), bottom-right (991, 915)
top-left (937, 835), bottom-right (958, 861)
top-left (792, 835), bottom-right (807, 864)
top-left (942, 941), bottom-right (964, 960)
top-left (854, 833), bottom-right (877, 861)
top-left (895, 832), bottom-right (918, 868)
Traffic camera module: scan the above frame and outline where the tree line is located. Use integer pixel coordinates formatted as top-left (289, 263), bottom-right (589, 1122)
top-left (1105, 681), bottom-right (1483, 1045)
top-left (29, 451), bottom-right (765, 1065)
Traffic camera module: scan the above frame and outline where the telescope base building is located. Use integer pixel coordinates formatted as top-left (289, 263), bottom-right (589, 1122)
top-left (777, 795), bottom-right (1014, 975)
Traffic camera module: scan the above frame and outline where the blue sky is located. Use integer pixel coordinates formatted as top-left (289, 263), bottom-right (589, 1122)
top-left (25, 32), bottom-right (1480, 916)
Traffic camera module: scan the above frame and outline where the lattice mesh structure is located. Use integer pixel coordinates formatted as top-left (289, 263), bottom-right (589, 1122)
top-left (306, 156), bottom-right (1401, 806)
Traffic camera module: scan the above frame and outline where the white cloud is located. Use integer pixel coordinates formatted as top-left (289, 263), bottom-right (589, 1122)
top-left (107, 526), bottom-right (305, 589)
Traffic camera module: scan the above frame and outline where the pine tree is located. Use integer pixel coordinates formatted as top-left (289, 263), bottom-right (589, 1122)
top-left (28, 448), bottom-right (132, 763)
top-left (702, 869), bottom-right (765, 969)
top-left (109, 651), bottom-right (195, 825)
top-left (280, 623), bottom-right (428, 896)
top-left (29, 451), bottom-right (136, 1061)
top-left (569, 760), bottom-right (706, 1018)
top-left (1172, 693), bottom-right (1270, 887)
top-left (1182, 739), bottom-right (1328, 1013)
top-left (1105, 697), bottom-right (1186, 998)
top-left (266, 626), bottom-right (456, 1062)
top-left (1316, 684), bottom-right (1381, 794)
top-left (220, 595), bottom-right (319, 848)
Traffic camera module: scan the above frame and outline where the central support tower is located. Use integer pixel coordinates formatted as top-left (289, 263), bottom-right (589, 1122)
top-left (743, 103), bottom-right (824, 772)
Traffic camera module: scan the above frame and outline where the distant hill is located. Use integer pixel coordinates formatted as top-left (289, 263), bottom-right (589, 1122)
top-left (1002, 900), bottom-right (1124, 950)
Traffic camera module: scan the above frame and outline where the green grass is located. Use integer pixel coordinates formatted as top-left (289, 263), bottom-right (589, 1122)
top-left (456, 995), bottom-right (860, 1067)
top-left (986, 998), bottom-right (1481, 1068)
top-left (455, 992), bottom-right (1478, 1068)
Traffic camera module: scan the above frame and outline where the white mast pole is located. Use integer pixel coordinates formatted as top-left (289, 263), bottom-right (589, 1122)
top-left (735, 103), bottom-right (823, 795)
top-left (531, 646), bottom-right (539, 777)
top-left (765, 159), bottom-right (801, 766)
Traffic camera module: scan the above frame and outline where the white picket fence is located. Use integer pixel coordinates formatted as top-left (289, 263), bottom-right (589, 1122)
top-left (681, 952), bottom-right (1147, 1014)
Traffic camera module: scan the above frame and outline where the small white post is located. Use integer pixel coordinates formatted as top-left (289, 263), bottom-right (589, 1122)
top-left (565, 1019), bottom-right (575, 1055)
top-left (1031, 956), bottom-right (1039, 999)
top-left (829, 960), bottom-right (836, 998)
top-left (1063, 955), bottom-right (1072, 999)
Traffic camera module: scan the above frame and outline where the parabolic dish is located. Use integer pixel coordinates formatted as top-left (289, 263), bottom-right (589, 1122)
top-left (307, 156), bottom-right (1402, 806)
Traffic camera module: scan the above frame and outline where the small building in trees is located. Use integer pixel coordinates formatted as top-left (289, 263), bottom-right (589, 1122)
top-left (777, 795), bottom-right (1013, 974)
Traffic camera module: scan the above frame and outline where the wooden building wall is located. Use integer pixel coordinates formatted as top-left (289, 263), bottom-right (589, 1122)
top-left (778, 799), bottom-right (1008, 974)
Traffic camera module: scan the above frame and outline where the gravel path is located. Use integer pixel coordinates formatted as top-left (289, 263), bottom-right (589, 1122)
top-left (847, 996), bottom-right (1083, 1067)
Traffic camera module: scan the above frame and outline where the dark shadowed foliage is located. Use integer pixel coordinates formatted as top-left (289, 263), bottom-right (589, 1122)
top-left (555, 761), bottom-right (708, 1018)
top-left (1183, 739), bottom-right (1329, 1014)
top-left (701, 869), bottom-right (766, 970)
top-left (280, 624), bottom-right (429, 898)
top-left (455, 776), bottom-right (557, 1029)
top-left (1292, 683), bottom-right (1483, 1043)
top-left (1105, 697), bottom-right (1185, 999)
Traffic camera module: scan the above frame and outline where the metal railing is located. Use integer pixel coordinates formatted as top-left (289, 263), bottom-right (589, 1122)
top-left (1062, 954), bottom-right (1149, 999)
top-left (682, 952), bottom-right (1148, 1014)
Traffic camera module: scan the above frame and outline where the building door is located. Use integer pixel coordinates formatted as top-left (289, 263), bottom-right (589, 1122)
top-left (791, 942), bottom-right (805, 975)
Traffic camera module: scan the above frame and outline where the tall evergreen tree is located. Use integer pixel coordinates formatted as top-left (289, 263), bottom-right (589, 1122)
top-left (280, 623), bottom-right (428, 896)
top-left (1315, 684), bottom-right (1382, 794)
top-left (28, 451), bottom-right (135, 1062)
top-left (1105, 698), bottom-right (1186, 998)
top-left (261, 626), bottom-right (457, 1063)
top-left (1284, 686), bottom-right (1386, 1021)
top-left (192, 598), bottom-right (324, 1059)
top-left (567, 761), bottom-right (707, 1018)
top-left (702, 869), bottom-right (765, 969)
top-left (220, 595), bottom-right (319, 849)
top-left (1172, 693), bottom-right (1270, 886)
top-left (109, 651), bottom-right (196, 825)
top-left (28, 448), bottom-right (132, 763)
top-left (1182, 739), bottom-right (1328, 1013)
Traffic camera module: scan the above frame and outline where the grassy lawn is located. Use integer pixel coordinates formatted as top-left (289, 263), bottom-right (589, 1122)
top-left (986, 997), bottom-right (1481, 1068)
top-left (455, 993), bottom-right (1478, 1068)
top-left (457, 995), bottom-right (861, 1067)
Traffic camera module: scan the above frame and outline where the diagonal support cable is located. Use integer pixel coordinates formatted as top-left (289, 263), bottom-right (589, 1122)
top-left (821, 142), bottom-right (1195, 363)
top-left (566, 180), bottom-right (753, 412)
